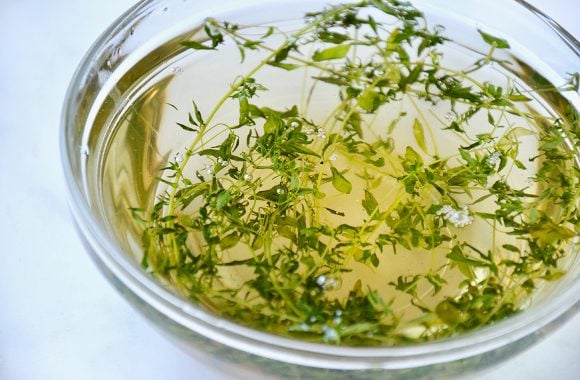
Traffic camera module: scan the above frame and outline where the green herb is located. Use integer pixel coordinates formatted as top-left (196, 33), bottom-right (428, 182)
top-left (478, 29), bottom-right (511, 49)
top-left (133, 0), bottom-right (579, 346)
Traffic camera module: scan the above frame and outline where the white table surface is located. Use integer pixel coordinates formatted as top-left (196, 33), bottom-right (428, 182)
top-left (0, 1), bottom-right (578, 379)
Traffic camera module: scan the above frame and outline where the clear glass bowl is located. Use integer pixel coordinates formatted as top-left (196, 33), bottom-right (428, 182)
top-left (61, 0), bottom-right (579, 378)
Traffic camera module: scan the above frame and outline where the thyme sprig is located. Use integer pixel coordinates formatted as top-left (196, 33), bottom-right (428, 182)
top-left (134, 0), bottom-right (578, 345)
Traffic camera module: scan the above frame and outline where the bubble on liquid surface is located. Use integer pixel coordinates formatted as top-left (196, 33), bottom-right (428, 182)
top-left (433, 25), bottom-right (446, 33)
top-left (444, 111), bottom-right (457, 121)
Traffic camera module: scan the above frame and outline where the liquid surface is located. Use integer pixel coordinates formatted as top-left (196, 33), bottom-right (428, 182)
top-left (98, 2), bottom-right (578, 345)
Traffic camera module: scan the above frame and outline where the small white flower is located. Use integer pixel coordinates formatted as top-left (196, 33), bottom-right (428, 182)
top-left (486, 151), bottom-right (502, 166)
top-left (373, 68), bottom-right (385, 76)
top-left (437, 204), bottom-right (473, 227)
top-left (316, 275), bottom-right (340, 290)
top-left (322, 326), bottom-right (340, 342)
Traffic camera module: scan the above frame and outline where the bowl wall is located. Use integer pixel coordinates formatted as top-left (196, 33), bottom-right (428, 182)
top-left (61, 0), bottom-right (579, 378)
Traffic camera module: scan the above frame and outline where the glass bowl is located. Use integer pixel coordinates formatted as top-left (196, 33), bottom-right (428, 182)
top-left (61, 0), bottom-right (579, 378)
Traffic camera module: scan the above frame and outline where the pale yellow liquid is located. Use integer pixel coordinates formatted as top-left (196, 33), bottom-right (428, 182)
top-left (96, 25), bottom-right (575, 336)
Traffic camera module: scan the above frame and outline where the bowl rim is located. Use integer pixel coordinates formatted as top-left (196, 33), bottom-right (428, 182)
top-left (60, 0), bottom-right (580, 369)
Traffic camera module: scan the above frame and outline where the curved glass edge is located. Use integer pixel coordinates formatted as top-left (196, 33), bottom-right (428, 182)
top-left (515, 0), bottom-right (580, 56)
top-left (78, 226), bottom-right (578, 376)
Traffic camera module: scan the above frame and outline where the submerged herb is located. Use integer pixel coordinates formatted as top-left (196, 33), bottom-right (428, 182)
top-left (134, 0), bottom-right (578, 346)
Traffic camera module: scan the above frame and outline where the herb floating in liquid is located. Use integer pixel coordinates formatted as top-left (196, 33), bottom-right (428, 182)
top-left (134, 0), bottom-right (579, 345)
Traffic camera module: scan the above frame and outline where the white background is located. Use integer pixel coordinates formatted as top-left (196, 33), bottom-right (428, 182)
top-left (0, 1), bottom-right (578, 379)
